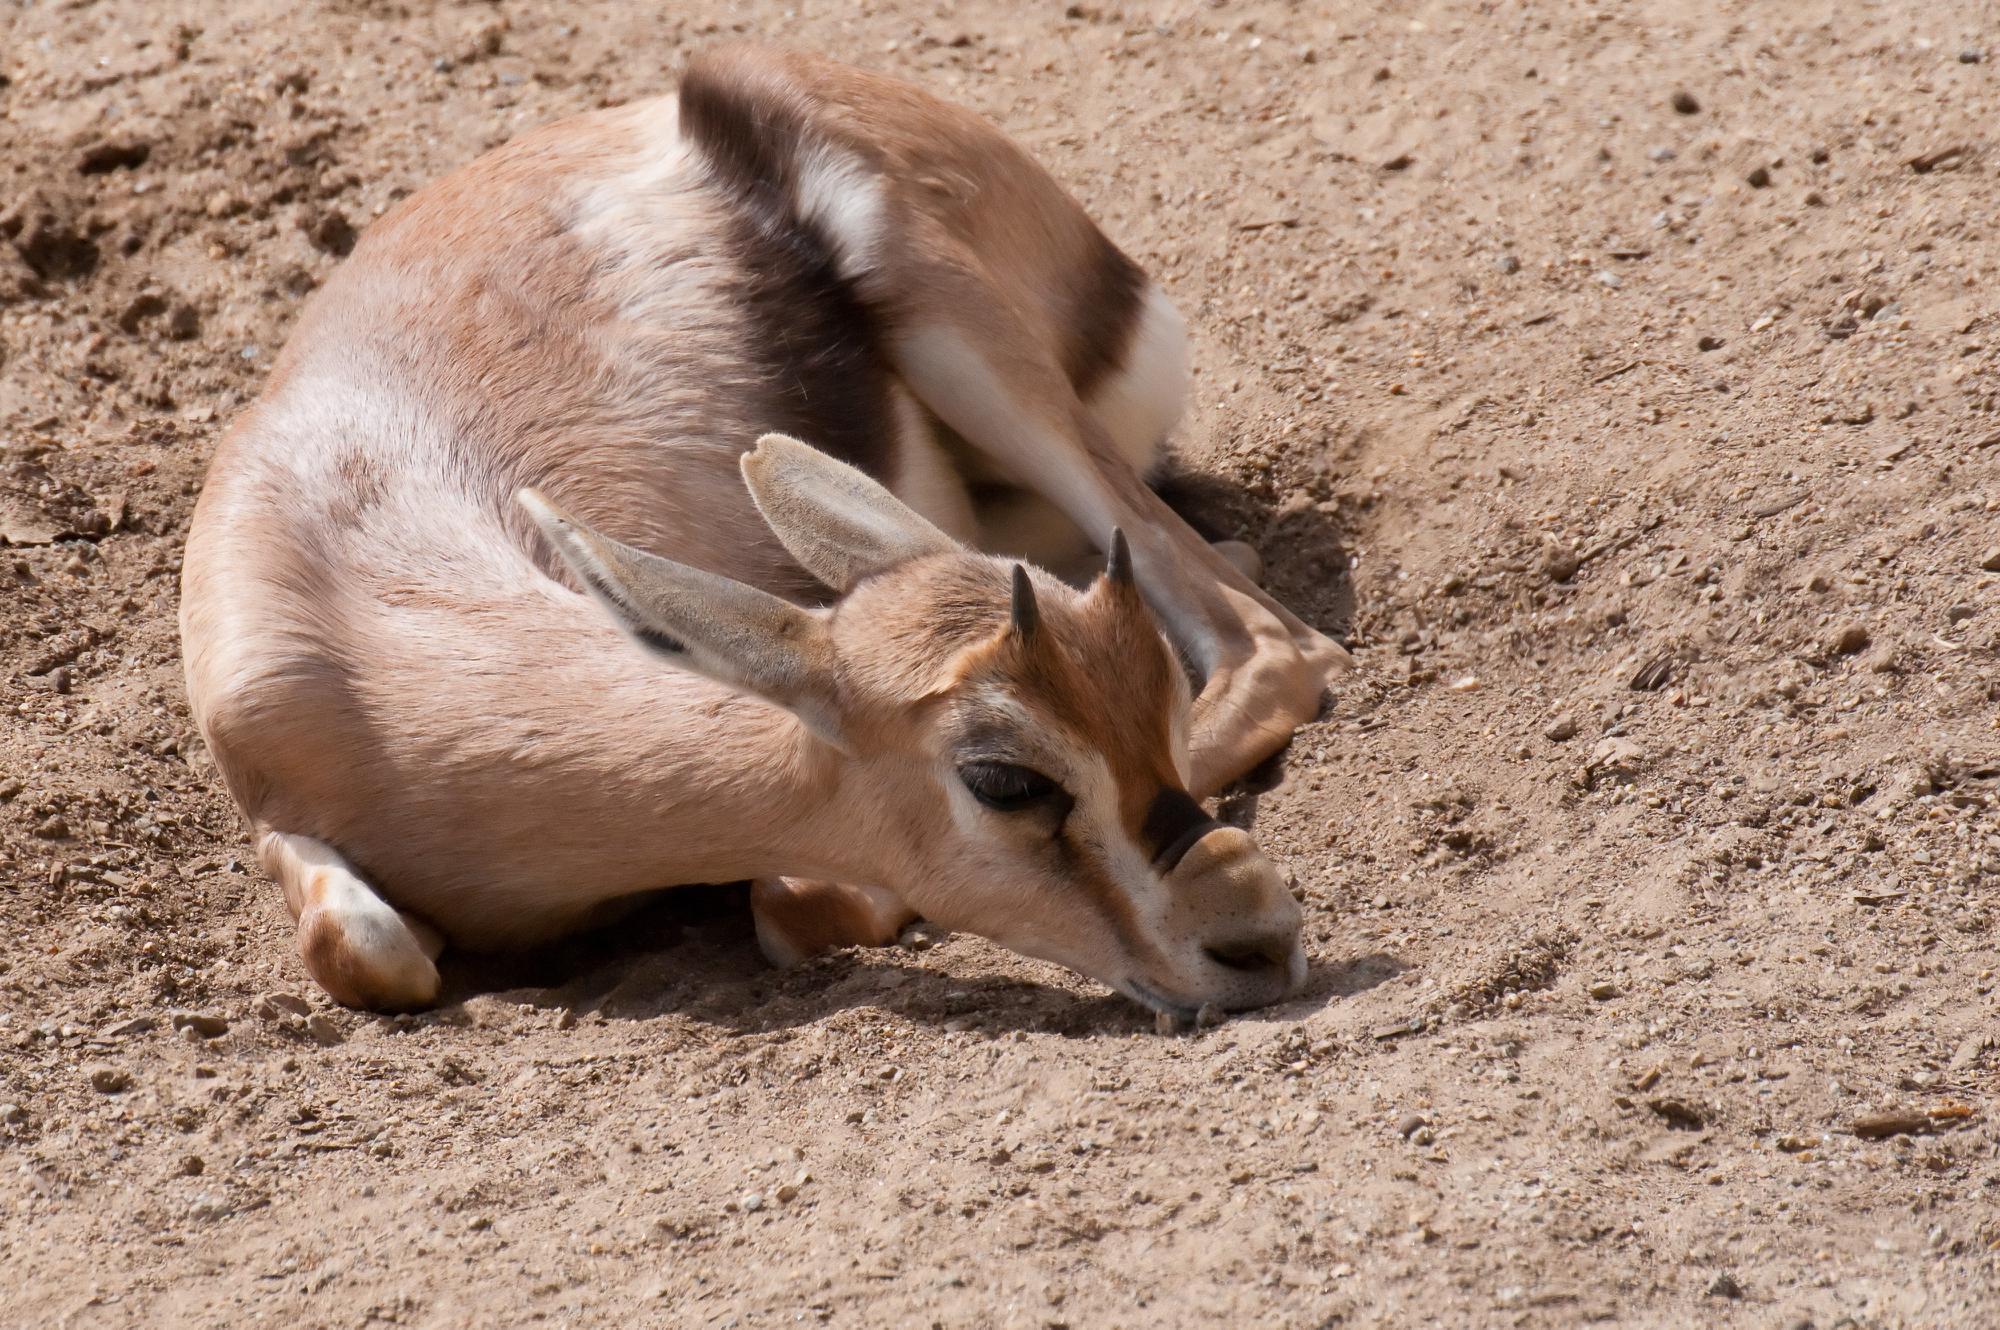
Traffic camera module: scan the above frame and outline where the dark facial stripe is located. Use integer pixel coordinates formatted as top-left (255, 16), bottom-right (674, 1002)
top-left (679, 64), bottom-right (893, 488)
top-left (1140, 786), bottom-right (1218, 875)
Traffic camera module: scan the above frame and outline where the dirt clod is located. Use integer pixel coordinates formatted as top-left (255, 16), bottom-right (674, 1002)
top-left (87, 1067), bottom-right (133, 1095)
top-left (1648, 1097), bottom-right (1705, 1130)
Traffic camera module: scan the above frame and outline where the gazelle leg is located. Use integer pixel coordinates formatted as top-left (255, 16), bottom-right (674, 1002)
top-left (750, 877), bottom-right (918, 968)
top-left (888, 311), bottom-right (1349, 796)
top-left (259, 831), bottom-right (443, 1011)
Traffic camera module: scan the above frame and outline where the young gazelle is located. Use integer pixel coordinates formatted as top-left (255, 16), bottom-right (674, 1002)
top-left (179, 46), bottom-right (1347, 1015)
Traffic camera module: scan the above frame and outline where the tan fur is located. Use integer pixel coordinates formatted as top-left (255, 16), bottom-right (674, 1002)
top-left (181, 48), bottom-right (1333, 1015)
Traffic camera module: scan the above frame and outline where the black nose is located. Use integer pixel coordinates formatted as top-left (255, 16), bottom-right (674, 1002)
top-left (1203, 935), bottom-right (1292, 974)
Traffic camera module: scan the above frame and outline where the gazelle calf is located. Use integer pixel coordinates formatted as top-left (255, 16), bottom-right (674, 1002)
top-left (180, 46), bottom-right (1347, 1016)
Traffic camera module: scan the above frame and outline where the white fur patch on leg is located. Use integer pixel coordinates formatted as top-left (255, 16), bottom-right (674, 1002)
top-left (794, 144), bottom-right (886, 283)
top-left (262, 831), bottom-right (441, 1010)
top-left (1085, 283), bottom-right (1190, 476)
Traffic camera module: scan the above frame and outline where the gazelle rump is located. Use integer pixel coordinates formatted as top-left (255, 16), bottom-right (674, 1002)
top-left (179, 46), bottom-right (1343, 1014)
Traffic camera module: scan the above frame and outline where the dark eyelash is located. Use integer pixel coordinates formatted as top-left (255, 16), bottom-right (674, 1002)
top-left (957, 761), bottom-right (1063, 813)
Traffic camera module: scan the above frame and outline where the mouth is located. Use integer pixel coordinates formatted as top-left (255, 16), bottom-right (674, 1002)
top-left (1121, 978), bottom-right (1203, 1029)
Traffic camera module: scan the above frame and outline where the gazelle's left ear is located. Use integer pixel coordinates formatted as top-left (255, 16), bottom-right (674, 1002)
top-left (518, 488), bottom-right (849, 747)
top-left (740, 432), bottom-right (960, 592)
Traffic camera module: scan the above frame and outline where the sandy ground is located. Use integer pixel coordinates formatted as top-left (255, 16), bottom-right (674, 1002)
top-left (3, 1), bottom-right (1998, 1325)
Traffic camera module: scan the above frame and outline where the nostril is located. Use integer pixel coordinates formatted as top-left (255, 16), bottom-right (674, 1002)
top-left (1203, 940), bottom-right (1286, 974)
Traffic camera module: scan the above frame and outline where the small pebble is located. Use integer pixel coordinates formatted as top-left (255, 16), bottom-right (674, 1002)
top-left (1397, 1112), bottom-right (1428, 1138)
top-left (1961, 48), bottom-right (1985, 64)
top-left (171, 1011), bottom-right (230, 1038)
top-left (1543, 715), bottom-right (1578, 742)
top-left (253, 993), bottom-right (311, 1021)
top-left (741, 1191), bottom-right (765, 1213)
top-left (178, 1154), bottom-right (205, 1177)
top-left (1588, 981), bottom-right (1621, 1001)
top-left (0, 1103), bottom-right (26, 1125)
top-left (1707, 1272), bottom-right (1744, 1300)
top-left (1670, 90), bottom-right (1700, 115)
top-left (88, 1066), bottom-right (132, 1094)
top-left (1647, 145), bottom-right (1676, 162)
top-left (1495, 253), bottom-right (1520, 274)
top-left (1980, 547), bottom-right (2000, 573)
top-left (1829, 623), bottom-right (1870, 656)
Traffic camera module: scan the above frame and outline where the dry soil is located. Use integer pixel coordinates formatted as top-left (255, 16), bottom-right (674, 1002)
top-left (3, 1), bottom-right (1998, 1327)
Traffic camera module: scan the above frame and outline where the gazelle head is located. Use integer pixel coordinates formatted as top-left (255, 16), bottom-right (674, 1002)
top-left (519, 434), bottom-right (1306, 1018)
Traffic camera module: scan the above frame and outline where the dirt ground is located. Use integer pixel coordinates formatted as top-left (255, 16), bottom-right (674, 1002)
top-left (3, 0), bottom-right (1997, 1325)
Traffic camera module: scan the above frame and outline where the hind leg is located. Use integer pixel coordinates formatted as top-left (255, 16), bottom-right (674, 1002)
top-left (258, 831), bottom-right (443, 1011)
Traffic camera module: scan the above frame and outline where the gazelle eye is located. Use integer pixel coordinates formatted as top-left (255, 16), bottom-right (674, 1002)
top-left (957, 761), bottom-right (1061, 813)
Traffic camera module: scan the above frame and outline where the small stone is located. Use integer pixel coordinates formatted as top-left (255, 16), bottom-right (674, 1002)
top-left (102, 1015), bottom-right (159, 1038)
top-left (1946, 604), bottom-right (1975, 624)
top-left (88, 1066), bottom-right (133, 1094)
top-left (252, 992), bottom-right (311, 1021)
top-left (33, 815), bottom-right (69, 839)
top-left (0, 1103), bottom-right (26, 1124)
top-left (1592, 736), bottom-right (1640, 788)
top-left (741, 1191), bottom-right (766, 1213)
top-left (1707, 1272), bottom-right (1744, 1300)
top-left (1647, 1096), bottom-right (1704, 1129)
top-left (1670, 90), bottom-right (1700, 115)
top-left (0, 777), bottom-right (22, 801)
top-left (1961, 48), bottom-right (1985, 64)
top-left (1596, 270), bottom-right (1623, 289)
top-left (178, 1154), bottom-right (205, 1177)
top-left (1697, 334), bottom-right (1724, 351)
top-left (1588, 981), bottom-right (1621, 1001)
top-left (1745, 166), bottom-right (1771, 188)
top-left (1541, 545), bottom-right (1580, 582)
top-left (171, 1011), bottom-right (230, 1038)
top-left (1829, 623), bottom-right (1870, 656)
top-left (1850, 1110), bottom-right (1929, 1140)
top-left (1647, 145), bottom-right (1676, 162)
top-left (1980, 548), bottom-right (2000, 573)
top-left (304, 1013), bottom-right (345, 1046)
top-left (1397, 1112), bottom-right (1428, 1138)
top-left (302, 208), bottom-right (357, 257)
top-left (775, 1183), bottom-right (800, 1203)
top-left (1495, 253), bottom-right (1520, 274)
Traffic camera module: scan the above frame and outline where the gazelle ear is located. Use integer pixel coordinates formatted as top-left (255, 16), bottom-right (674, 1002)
top-left (518, 488), bottom-right (848, 747)
top-left (740, 432), bottom-right (959, 593)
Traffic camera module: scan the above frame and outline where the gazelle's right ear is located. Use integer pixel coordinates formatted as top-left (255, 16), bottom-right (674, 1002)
top-left (517, 488), bottom-right (849, 748)
top-left (740, 433), bottom-right (959, 592)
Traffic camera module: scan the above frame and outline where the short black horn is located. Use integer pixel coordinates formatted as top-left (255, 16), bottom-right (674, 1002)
top-left (1010, 564), bottom-right (1039, 638)
top-left (1105, 527), bottom-right (1133, 586)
